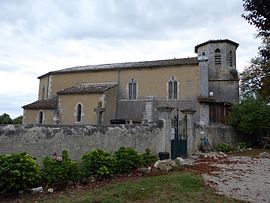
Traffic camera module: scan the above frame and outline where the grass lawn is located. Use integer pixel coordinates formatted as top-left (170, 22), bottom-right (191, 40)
top-left (14, 172), bottom-right (243, 203)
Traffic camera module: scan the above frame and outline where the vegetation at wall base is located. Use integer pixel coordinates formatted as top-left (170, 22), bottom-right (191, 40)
top-left (0, 152), bottom-right (40, 194)
top-left (0, 147), bottom-right (159, 195)
top-left (41, 150), bottom-right (79, 189)
top-left (81, 148), bottom-right (116, 180)
top-left (215, 143), bottom-right (233, 153)
top-left (114, 147), bottom-right (144, 173)
top-left (141, 148), bottom-right (159, 166)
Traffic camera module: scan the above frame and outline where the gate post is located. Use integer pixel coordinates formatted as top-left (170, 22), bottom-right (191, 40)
top-left (156, 106), bottom-right (174, 156)
top-left (181, 109), bottom-right (196, 157)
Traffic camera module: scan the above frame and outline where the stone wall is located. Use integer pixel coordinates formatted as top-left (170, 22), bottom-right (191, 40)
top-left (0, 124), bottom-right (165, 161)
top-left (193, 124), bottom-right (246, 152)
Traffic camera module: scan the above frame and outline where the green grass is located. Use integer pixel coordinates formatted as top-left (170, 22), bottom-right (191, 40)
top-left (19, 172), bottom-right (243, 203)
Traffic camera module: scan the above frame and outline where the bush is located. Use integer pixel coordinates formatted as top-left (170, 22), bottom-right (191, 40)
top-left (237, 142), bottom-right (251, 149)
top-left (215, 143), bottom-right (233, 152)
top-left (41, 150), bottom-right (79, 189)
top-left (81, 148), bottom-right (115, 180)
top-left (114, 147), bottom-right (143, 173)
top-left (141, 149), bottom-right (158, 166)
top-left (0, 152), bottom-right (40, 194)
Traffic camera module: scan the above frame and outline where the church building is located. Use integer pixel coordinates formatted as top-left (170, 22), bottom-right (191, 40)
top-left (22, 39), bottom-right (239, 126)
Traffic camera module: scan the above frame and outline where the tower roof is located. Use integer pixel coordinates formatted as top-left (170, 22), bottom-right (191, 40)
top-left (194, 39), bottom-right (239, 53)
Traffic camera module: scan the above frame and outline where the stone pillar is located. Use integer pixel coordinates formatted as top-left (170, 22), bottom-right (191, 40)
top-left (144, 96), bottom-right (156, 123)
top-left (94, 107), bottom-right (105, 125)
top-left (198, 55), bottom-right (209, 125)
top-left (157, 106), bottom-right (174, 155)
top-left (181, 109), bottom-right (196, 156)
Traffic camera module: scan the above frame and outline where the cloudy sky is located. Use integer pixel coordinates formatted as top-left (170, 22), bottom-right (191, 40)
top-left (0, 0), bottom-right (261, 118)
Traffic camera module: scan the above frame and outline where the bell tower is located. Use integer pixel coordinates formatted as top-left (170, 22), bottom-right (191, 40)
top-left (195, 39), bottom-right (239, 104)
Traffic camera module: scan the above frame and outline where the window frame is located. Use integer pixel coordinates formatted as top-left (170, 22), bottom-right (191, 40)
top-left (214, 48), bottom-right (221, 65)
top-left (128, 78), bottom-right (137, 100)
top-left (168, 76), bottom-right (178, 99)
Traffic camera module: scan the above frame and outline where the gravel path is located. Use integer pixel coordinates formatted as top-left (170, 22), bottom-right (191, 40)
top-left (202, 156), bottom-right (270, 203)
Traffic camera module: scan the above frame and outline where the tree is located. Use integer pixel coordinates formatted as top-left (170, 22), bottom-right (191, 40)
top-left (240, 45), bottom-right (270, 100)
top-left (242, 0), bottom-right (270, 37)
top-left (240, 0), bottom-right (270, 101)
top-left (13, 115), bottom-right (23, 124)
top-left (229, 98), bottom-right (270, 136)
top-left (0, 113), bottom-right (13, 124)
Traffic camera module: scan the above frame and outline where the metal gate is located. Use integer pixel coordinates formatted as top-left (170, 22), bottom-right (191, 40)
top-left (171, 109), bottom-right (187, 159)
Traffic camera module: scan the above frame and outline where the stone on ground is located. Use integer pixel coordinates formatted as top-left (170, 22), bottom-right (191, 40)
top-left (154, 159), bottom-right (177, 172)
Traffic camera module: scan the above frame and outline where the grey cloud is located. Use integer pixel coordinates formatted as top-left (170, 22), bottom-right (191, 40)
top-left (0, 0), bottom-right (245, 41)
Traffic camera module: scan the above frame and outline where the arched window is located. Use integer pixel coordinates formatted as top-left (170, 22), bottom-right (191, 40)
top-left (229, 50), bottom-right (233, 67)
top-left (38, 111), bottom-right (43, 124)
top-left (76, 104), bottom-right (82, 122)
top-left (214, 48), bottom-right (221, 65)
top-left (128, 78), bottom-right (137, 99)
top-left (168, 76), bottom-right (178, 99)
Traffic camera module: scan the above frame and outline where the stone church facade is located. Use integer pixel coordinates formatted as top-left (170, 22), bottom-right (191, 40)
top-left (22, 39), bottom-right (239, 126)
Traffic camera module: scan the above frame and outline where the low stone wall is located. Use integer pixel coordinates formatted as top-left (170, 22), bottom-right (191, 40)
top-left (0, 124), bottom-right (164, 161)
top-left (193, 124), bottom-right (246, 151)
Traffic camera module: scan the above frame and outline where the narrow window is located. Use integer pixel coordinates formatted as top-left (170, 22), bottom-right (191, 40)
top-left (168, 77), bottom-right (178, 99)
top-left (229, 51), bottom-right (233, 67)
top-left (76, 104), bottom-right (82, 122)
top-left (128, 78), bottom-right (137, 99)
top-left (41, 86), bottom-right (45, 99)
top-left (214, 48), bottom-right (221, 65)
top-left (38, 111), bottom-right (43, 124)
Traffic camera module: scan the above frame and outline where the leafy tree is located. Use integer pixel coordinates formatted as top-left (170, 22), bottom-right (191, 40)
top-left (242, 0), bottom-right (270, 37)
top-left (229, 98), bottom-right (270, 136)
top-left (13, 115), bottom-right (23, 124)
top-left (240, 0), bottom-right (270, 101)
top-left (0, 113), bottom-right (13, 124)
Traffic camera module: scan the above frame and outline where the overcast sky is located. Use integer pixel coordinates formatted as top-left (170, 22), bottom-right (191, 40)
top-left (0, 0), bottom-right (261, 118)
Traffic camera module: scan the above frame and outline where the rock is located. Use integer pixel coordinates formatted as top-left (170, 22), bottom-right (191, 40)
top-left (139, 167), bottom-right (151, 175)
top-left (154, 159), bottom-right (177, 172)
top-left (174, 157), bottom-right (185, 166)
top-left (259, 152), bottom-right (270, 159)
top-left (31, 186), bottom-right (43, 193)
top-left (48, 188), bottom-right (54, 193)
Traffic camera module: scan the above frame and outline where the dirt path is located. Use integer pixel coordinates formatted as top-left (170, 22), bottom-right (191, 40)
top-left (201, 155), bottom-right (270, 203)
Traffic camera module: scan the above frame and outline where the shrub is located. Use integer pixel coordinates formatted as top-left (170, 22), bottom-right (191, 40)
top-left (237, 142), bottom-right (251, 149)
top-left (0, 152), bottom-right (40, 194)
top-left (141, 149), bottom-right (158, 166)
top-left (215, 143), bottom-right (233, 152)
top-left (114, 147), bottom-right (143, 173)
top-left (81, 148), bottom-right (115, 180)
top-left (41, 150), bottom-right (79, 189)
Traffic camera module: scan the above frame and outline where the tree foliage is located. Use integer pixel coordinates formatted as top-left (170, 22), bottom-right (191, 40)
top-left (241, 0), bottom-right (270, 101)
top-left (242, 0), bottom-right (270, 37)
top-left (0, 113), bottom-right (13, 124)
top-left (229, 98), bottom-right (270, 135)
top-left (0, 113), bottom-right (23, 124)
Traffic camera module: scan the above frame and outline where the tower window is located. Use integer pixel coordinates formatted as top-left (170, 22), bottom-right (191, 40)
top-left (128, 78), bottom-right (137, 99)
top-left (168, 76), bottom-right (178, 99)
top-left (229, 51), bottom-right (233, 67)
top-left (41, 86), bottom-right (46, 100)
top-left (214, 48), bottom-right (221, 65)
top-left (76, 104), bottom-right (82, 122)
